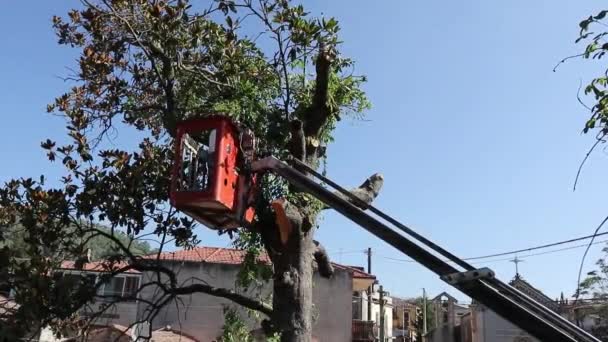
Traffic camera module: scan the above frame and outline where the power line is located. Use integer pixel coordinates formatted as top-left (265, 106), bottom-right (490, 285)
top-left (468, 239), bottom-right (608, 264)
top-left (464, 230), bottom-right (608, 261)
top-left (377, 234), bottom-right (608, 264)
top-left (378, 239), bottom-right (608, 264)
top-left (576, 215), bottom-right (608, 301)
top-left (328, 231), bottom-right (608, 267)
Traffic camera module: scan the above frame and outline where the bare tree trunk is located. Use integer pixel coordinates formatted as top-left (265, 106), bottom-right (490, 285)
top-left (264, 47), bottom-right (372, 342)
top-left (264, 162), bottom-right (382, 342)
top-left (272, 225), bottom-right (316, 342)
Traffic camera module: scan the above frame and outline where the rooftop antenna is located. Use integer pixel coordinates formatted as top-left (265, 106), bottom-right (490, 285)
top-left (510, 255), bottom-right (525, 277)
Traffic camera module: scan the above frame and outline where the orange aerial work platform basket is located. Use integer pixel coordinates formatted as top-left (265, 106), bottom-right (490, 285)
top-left (169, 116), bottom-right (255, 230)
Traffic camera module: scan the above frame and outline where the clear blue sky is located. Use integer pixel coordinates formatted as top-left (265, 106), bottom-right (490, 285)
top-left (2, 1), bottom-right (608, 302)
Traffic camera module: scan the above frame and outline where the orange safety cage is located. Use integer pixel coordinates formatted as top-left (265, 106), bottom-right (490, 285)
top-left (169, 116), bottom-right (254, 230)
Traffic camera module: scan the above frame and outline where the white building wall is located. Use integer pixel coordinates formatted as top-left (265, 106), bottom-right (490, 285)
top-left (358, 288), bottom-right (393, 341)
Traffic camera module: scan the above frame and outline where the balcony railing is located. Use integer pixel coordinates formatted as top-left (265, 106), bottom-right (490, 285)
top-left (352, 319), bottom-right (376, 342)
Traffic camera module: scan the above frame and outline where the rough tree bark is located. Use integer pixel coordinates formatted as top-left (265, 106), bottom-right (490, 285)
top-left (270, 200), bottom-right (316, 341)
top-left (258, 48), bottom-right (383, 342)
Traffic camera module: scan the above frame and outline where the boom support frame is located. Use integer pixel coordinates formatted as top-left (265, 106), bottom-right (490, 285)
top-left (251, 156), bottom-right (600, 342)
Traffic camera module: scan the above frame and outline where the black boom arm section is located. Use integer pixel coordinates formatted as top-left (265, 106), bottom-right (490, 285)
top-left (251, 156), bottom-right (600, 342)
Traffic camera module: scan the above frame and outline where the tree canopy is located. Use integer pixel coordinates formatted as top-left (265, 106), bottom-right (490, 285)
top-left (570, 9), bottom-right (608, 293)
top-left (562, 9), bottom-right (608, 340)
top-left (1, 223), bottom-right (155, 260)
top-left (0, 1), bottom-right (375, 341)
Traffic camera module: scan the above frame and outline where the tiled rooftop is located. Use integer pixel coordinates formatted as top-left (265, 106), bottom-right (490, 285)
top-left (146, 246), bottom-right (375, 280)
top-left (60, 260), bottom-right (141, 274)
top-left (59, 246), bottom-right (376, 280)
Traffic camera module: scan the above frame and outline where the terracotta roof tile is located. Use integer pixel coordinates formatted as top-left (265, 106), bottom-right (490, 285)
top-left (146, 247), bottom-right (375, 280)
top-left (144, 246), bottom-right (270, 264)
top-left (333, 264), bottom-right (376, 280)
top-left (60, 261), bottom-right (141, 274)
top-left (61, 247), bottom-right (376, 280)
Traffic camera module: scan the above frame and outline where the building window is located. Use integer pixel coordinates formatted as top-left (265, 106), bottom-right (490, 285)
top-left (353, 292), bottom-right (363, 320)
top-left (124, 276), bottom-right (140, 298)
top-left (101, 275), bottom-right (140, 300)
top-left (53, 271), bottom-right (140, 301)
top-left (102, 277), bottom-right (125, 297)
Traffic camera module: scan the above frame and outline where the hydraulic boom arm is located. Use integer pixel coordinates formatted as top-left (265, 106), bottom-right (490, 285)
top-left (251, 156), bottom-right (600, 342)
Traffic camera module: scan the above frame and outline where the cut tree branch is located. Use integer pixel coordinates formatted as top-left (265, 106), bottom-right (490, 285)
top-left (303, 45), bottom-right (334, 137)
top-left (287, 118), bottom-right (312, 176)
top-left (288, 119), bottom-right (306, 161)
top-left (313, 240), bottom-right (333, 278)
top-left (326, 173), bottom-right (384, 210)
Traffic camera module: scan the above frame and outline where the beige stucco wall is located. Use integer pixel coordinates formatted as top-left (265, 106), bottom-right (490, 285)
top-left (137, 261), bottom-right (353, 342)
top-left (80, 300), bottom-right (139, 328)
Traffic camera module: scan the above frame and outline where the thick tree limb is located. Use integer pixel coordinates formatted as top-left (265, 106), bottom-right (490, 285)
top-left (73, 225), bottom-right (274, 317)
top-left (147, 41), bottom-right (179, 136)
top-left (130, 259), bottom-right (274, 317)
top-left (172, 283), bottom-right (273, 317)
top-left (327, 173), bottom-right (384, 210)
top-left (313, 240), bottom-right (333, 278)
top-left (288, 119), bottom-right (306, 161)
top-left (303, 45), bottom-right (334, 137)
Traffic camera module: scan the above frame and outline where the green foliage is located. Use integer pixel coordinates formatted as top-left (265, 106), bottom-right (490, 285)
top-left (266, 332), bottom-right (282, 342)
top-left (413, 297), bottom-right (434, 339)
top-left (578, 245), bottom-right (608, 340)
top-left (232, 229), bottom-right (272, 290)
top-left (0, 225), bottom-right (29, 259)
top-left (579, 245), bottom-right (608, 299)
top-left (572, 10), bottom-right (608, 137)
top-left (219, 307), bottom-right (281, 342)
top-left (1, 222), bottom-right (154, 258)
top-left (84, 225), bottom-right (157, 259)
top-left (219, 307), bottom-right (253, 342)
top-left (0, 0), bottom-right (371, 338)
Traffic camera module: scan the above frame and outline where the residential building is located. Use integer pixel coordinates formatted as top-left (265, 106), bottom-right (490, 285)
top-left (510, 274), bottom-right (559, 312)
top-left (392, 297), bottom-right (420, 342)
top-left (49, 246), bottom-right (377, 342)
top-left (425, 274), bottom-right (608, 342)
top-left (352, 282), bottom-right (393, 342)
top-left (557, 297), bottom-right (608, 339)
top-left (56, 261), bottom-right (142, 329)
top-left (424, 292), bottom-right (469, 342)
top-left (137, 247), bottom-right (376, 342)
